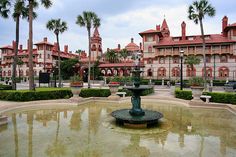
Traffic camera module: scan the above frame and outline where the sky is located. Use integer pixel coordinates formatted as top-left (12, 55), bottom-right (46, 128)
top-left (1, 0), bottom-right (236, 53)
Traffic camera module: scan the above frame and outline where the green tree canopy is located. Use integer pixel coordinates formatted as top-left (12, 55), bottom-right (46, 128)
top-left (61, 58), bottom-right (79, 80)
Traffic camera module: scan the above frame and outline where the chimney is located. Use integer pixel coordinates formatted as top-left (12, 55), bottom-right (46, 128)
top-left (43, 37), bottom-right (47, 42)
top-left (64, 45), bottom-right (68, 53)
top-left (222, 16), bottom-right (228, 37)
top-left (12, 41), bottom-right (16, 51)
top-left (181, 21), bottom-right (186, 40)
top-left (118, 44), bottom-right (121, 50)
top-left (156, 25), bottom-right (160, 31)
top-left (19, 44), bottom-right (23, 50)
top-left (139, 42), bottom-right (142, 50)
top-left (54, 42), bottom-right (58, 51)
top-left (131, 38), bottom-right (134, 43)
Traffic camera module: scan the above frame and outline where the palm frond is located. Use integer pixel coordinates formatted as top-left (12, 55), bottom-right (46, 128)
top-left (41, 0), bottom-right (52, 9)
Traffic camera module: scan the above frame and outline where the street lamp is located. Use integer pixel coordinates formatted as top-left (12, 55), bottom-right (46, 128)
top-left (180, 49), bottom-right (184, 90)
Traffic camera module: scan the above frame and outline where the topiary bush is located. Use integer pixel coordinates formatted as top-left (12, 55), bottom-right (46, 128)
top-left (79, 88), bottom-right (111, 98)
top-left (0, 89), bottom-right (73, 101)
top-left (175, 89), bottom-right (192, 100)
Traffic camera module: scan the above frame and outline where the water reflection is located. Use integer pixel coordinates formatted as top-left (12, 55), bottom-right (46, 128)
top-left (0, 102), bottom-right (235, 157)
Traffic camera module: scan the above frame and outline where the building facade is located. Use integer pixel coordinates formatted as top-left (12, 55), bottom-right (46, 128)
top-left (0, 37), bottom-right (78, 80)
top-left (139, 16), bottom-right (236, 81)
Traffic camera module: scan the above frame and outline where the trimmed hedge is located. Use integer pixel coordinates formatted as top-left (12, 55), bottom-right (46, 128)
top-left (0, 84), bottom-right (12, 90)
top-left (118, 87), bottom-right (154, 97)
top-left (204, 92), bottom-right (236, 104)
top-left (175, 89), bottom-right (236, 104)
top-left (175, 89), bottom-right (192, 100)
top-left (0, 88), bottom-right (73, 101)
top-left (79, 88), bottom-right (111, 98)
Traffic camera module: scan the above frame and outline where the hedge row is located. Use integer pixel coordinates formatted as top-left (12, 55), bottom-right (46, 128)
top-left (175, 89), bottom-right (236, 104)
top-left (118, 87), bottom-right (154, 96)
top-left (79, 88), bottom-right (111, 98)
top-left (0, 89), bottom-right (73, 101)
top-left (0, 84), bottom-right (12, 90)
top-left (175, 89), bottom-right (192, 100)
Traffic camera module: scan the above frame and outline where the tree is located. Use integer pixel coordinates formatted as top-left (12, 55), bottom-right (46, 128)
top-left (0, 0), bottom-right (10, 19)
top-left (119, 48), bottom-right (129, 77)
top-left (61, 58), bottom-right (79, 80)
top-left (17, 58), bottom-right (24, 80)
top-left (184, 55), bottom-right (200, 77)
top-left (46, 18), bottom-right (68, 88)
top-left (91, 59), bottom-right (101, 80)
top-left (28, 0), bottom-right (52, 90)
top-left (188, 0), bottom-right (215, 88)
top-left (76, 11), bottom-right (101, 88)
top-left (105, 49), bottom-right (118, 63)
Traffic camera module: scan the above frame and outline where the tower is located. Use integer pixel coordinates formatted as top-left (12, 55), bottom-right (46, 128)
top-left (90, 27), bottom-right (102, 61)
top-left (161, 19), bottom-right (170, 37)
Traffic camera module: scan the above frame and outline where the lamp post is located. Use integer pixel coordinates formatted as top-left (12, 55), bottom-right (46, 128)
top-left (180, 49), bottom-right (184, 90)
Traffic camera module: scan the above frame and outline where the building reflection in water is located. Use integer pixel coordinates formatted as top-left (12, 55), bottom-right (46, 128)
top-left (0, 102), bottom-right (235, 157)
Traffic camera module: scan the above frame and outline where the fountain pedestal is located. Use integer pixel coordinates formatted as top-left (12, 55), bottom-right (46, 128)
top-left (111, 64), bottom-right (163, 128)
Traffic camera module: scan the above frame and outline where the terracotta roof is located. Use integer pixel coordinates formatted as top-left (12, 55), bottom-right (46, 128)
top-left (125, 38), bottom-right (140, 52)
top-left (139, 29), bottom-right (161, 36)
top-left (154, 34), bottom-right (236, 47)
top-left (99, 62), bottom-right (144, 68)
top-left (34, 41), bottom-right (54, 46)
top-left (224, 23), bottom-right (236, 31)
top-left (0, 45), bottom-right (13, 49)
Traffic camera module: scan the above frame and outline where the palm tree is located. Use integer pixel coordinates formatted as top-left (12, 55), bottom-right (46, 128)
top-left (188, 0), bottom-right (216, 88)
top-left (17, 58), bottom-right (24, 80)
top-left (76, 11), bottom-right (101, 88)
top-left (120, 48), bottom-right (129, 62)
top-left (46, 19), bottom-right (68, 88)
top-left (105, 49), bottom-right (118, 63)
top-left (11, 0), bottom-right (30, 90)
top-left (0, 0), bottom-right (10, 19)
top-left (185, 55), bottom-right (200, 77)
top-left (27, 0), bottom-right (52, 90)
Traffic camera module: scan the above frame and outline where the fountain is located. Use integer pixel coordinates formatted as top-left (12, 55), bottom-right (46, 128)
top-left (111, 52), bottom-right (163, 128)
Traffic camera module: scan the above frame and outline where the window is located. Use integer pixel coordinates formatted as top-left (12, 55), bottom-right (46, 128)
top-left (39, 54), bottom-right (42, 58)
top-left (233, 29), bottom-right (236, 36)
top-left (158, 67), bottom-right (166, 77)
top-left (203, 67), bottom-right (212, 78)
top-left (8, 70), bottom-right (11, 76)
top-left (159, 57), bottom-right (165, 64)
top-left (172, 67), bottom-right (180, 77)
top-left (148, 58), bottom-right (153, 64)
top-left (47, 54), bottom-right (50, 59)
top-left (220, 55), bottom-right (227, 63)
top-left (186, 67), bottom-right (196, 77)
top-left (206, 56), bottom-right (211, 63)
top-left (173, 57), bottom-right (179, 64)
top-left (147, 69), bottom-right (153, 77)
top-left (146, 35), bottom-right (154, 42)
top-left (148, 46), bottom-right (152, 53)
top-left (219, 67), bottom-right (229, 78)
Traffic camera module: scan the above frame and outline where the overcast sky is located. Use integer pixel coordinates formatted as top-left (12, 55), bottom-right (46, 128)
top-left (1, 0), bottom-right (236, 53)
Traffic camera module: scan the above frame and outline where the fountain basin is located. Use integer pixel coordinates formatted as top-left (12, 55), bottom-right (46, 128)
top-left (111, 109), bottom-right (163, 128)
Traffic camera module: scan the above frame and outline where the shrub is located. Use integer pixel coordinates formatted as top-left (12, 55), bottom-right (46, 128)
top-left (175, 89), bottom-right (192, 100)
top-left (0, 88), bottom-right (73, 101)
top-left (79, 88), bottom-right (111, 98)
top-left (118, 87), bottom-right (154, 97)
top-left (189, 77), bottom-right (204, 86)
top-left (203, 92), bottom-right (236, 104)
top-left (0, 84), bottom-right (12, 90)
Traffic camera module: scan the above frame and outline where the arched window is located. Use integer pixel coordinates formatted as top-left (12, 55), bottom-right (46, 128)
top-left (148, 46), bottom-right (152, 53)
top-left (220, 55), bottom-right (227, 63)
top-left (219, 67), bottom-right (229, 78)
top-left (157, 67), bottom-right (166, 77)
top-left (159, 57), bottom-right (165, 64)
top-left (26, 70), bottom-right (29, 76)
top-left (8, 70), bottom-right (11, 76)
top-left (186, 66), bottom-right (196, 77)
top-left (39, 54), bottom-right (42, 58)
top-left (3, 71), bottom-right (6, 77)
top-left (20, 70), bottom-right (23, 76)
top-left (148, 58), bottom-right (153, 64)
top-left (172, 67), bottom-right (180, 77)
top-left (202, 67), bottom-right (212, 78)
top-left (173, 57), bottom-right (179, 64)
top-left (147, 69), bottom-right (153, 77)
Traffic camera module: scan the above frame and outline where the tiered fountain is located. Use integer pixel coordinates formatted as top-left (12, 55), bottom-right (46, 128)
top-left (111, 53), bottom-right (163, 128)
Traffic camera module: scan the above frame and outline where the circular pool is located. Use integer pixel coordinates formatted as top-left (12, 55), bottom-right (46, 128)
top-left (0, 100), bottom-right (236, 157)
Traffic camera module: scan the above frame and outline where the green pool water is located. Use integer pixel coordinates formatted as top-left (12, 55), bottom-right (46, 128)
top-left (0, 101), bottom-right (236, 157)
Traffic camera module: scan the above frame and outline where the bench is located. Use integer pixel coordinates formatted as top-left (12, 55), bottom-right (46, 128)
top-left (200, 95), bottom-right (211, 103)
top-left (116, 92), bottom-right (126, 98)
